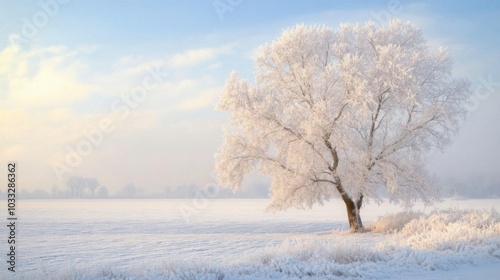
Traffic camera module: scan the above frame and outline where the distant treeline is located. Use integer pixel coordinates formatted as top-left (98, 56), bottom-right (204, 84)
top-left (2, 175), bottom-right (498, 200)
top-left (439, 179), bottom-right (500, 199)
top-left (0, 176), bottom-right (270, 199)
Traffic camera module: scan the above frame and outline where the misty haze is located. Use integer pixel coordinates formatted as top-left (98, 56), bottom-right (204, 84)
top-left (0, 1), bottom-right (499, 279)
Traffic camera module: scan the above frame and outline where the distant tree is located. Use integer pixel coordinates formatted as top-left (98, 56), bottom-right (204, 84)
top-left (164, 185), bottom-right (175, 198)
top-left (164, 184), bottom-right (199, 198)
top-left (30, 189), bottom-right (51, 199)
top-left (116, 183), bottom-right (143, 198)
top-left (96, 185), bottom-right (109, 198)
top-left (51, 185), bottom-right (59, 198)
top-left (67, 176), bottom-right (85, 198)
top-left (51, 185), bottom-right (71, 198)
top-left (215, 20), bottom-right (470, 232)
top-left (66, 176), bottom-right (101, 198)
top-left (86, 178), bottom-right (99, 197)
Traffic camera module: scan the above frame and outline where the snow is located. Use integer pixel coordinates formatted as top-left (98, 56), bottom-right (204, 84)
top-left (2, 199), bottom-right (499, 279)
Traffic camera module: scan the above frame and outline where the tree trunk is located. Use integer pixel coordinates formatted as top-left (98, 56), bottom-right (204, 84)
top-left (343, 195), bottom-right (364, 232)
top-left (332, 175), bottom-right (365, 232)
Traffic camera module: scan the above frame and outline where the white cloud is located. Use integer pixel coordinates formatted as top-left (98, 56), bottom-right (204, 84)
top-left (170, 48), bottom-right (216, 67)
top-left (0, 43), bottom-right (94, 109)
top-left (0, 39), bottom-right (228, 190)
top-left (169, 45), bottom-right (233, 67)
top-left (1, 144), bottom-right (24, 160)
top-left (175, 88), bottom-right (220, 111)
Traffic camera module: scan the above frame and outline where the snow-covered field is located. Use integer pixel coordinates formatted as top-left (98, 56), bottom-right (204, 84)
top-left (2, 198), bottom-right (500, 279)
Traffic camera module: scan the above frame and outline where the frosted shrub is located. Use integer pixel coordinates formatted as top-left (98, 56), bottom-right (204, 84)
top-left (399, 209), bottom-right (500, 252)
top-left (371, 211), bottom-right (423, 233)
top-left (274, 239), bottom-right (384, 264)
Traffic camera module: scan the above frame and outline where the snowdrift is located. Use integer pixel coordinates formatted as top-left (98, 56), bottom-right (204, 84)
top-left (14, 208), bottom-right (500, 280)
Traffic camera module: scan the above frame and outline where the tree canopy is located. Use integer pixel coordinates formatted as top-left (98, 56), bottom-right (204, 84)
top-left (215, 20), bottom-right (471, 231)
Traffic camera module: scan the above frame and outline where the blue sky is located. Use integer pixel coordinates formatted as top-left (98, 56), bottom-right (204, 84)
top-left (1, 0), bottom-right (499, 193)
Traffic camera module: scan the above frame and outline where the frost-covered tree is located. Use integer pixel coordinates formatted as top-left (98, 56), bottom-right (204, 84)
top-left (215, 20), bottom-right (470, 232)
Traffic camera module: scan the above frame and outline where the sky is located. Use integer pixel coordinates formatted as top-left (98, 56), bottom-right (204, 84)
top-left (0, 0), bottom-right (499, 194)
